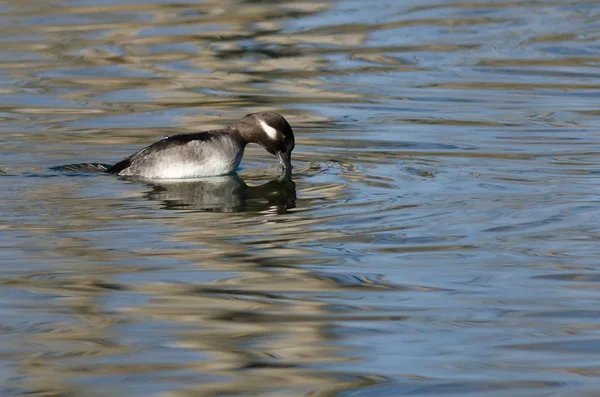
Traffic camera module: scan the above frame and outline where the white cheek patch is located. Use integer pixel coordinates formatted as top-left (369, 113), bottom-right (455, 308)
top-left (258, 119), bottom-right (279, 140)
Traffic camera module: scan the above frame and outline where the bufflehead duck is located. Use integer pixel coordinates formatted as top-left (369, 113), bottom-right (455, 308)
top-left (105, 112), bottom-right (295, 179)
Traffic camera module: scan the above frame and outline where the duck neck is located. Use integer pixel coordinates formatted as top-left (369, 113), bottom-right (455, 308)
top-left (234, 121), bottom-right (263, 146)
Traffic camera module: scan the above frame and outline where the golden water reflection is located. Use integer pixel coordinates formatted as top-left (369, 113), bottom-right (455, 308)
top-left (3, 0), bottom-right (600, 396)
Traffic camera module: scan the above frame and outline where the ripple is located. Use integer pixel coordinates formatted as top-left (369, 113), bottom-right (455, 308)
top-left (3, 0), bottom-right (600, 396)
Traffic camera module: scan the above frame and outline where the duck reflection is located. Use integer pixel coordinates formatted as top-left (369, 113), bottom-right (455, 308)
top-left (141, 175), bottom-right (296, 213)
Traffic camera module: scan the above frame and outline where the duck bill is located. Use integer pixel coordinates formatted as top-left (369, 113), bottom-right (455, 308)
top-left (277, 151), bottom-right (293, 173)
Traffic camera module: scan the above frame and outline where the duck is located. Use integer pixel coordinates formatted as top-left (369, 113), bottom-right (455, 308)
top-left (104, 112), bottom-right (295, 179)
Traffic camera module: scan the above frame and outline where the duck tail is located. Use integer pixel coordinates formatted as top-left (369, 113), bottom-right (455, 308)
top-left (50, 163), bottom-right (112, 173)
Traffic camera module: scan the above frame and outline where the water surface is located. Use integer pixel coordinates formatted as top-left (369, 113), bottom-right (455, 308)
top-left (3, 0), bottom-right (600, 396)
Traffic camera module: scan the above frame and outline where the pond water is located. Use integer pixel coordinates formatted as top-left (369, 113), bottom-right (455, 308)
top-left (2, 0), bottom-right (600, 396)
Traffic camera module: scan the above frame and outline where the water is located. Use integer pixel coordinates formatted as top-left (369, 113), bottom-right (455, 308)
top-left (2, 0), bottom-right (600, 395)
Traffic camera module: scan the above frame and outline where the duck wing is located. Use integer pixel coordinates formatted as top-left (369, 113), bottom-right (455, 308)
top-left (105, 130), bottom-right (228, 175)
